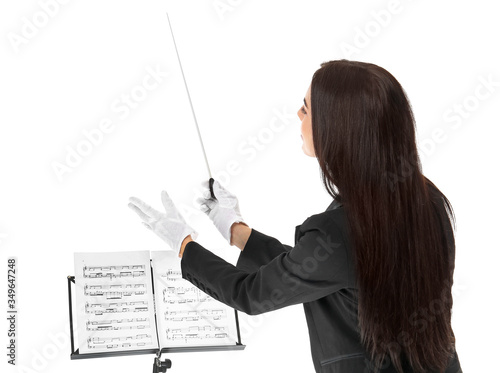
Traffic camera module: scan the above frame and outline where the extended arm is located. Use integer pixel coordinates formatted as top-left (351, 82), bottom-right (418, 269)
top-left (180, 219), bottom-right (349, 315)
top-left (180, 222), bottom-right (293, 273)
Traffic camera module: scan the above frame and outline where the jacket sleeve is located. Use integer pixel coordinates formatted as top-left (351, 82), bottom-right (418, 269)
top-left (235, 228), bottom-right (297, 273)
top-left (180, 217), bottom-right (349, 315)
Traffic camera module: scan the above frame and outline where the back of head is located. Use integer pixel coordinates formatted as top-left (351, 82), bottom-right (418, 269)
top-left (311, 60), bottom-right (457, 373)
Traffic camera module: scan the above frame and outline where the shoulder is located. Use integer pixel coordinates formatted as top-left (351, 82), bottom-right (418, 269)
top-left (300, 208), bottom-right (347, 235)
top-left (296, 208), bottom-right (351, 251)
top-left (294, 208), bottom-right (356, 288)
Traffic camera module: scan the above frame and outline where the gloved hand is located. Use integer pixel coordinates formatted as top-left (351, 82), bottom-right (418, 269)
top-left (195, 179), bottom-right (247, 245)
top-left (128, 191), bottom-right (198, 255)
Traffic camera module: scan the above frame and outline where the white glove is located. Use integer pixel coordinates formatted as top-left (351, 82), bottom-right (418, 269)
top-left (195, 179), bottom-right (246, 245)
top-left (128, 191), bottom-right (198, 255)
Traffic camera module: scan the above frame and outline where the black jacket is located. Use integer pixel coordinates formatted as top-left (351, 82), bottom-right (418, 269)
top-left (181, 194), bottom-right (462, 372)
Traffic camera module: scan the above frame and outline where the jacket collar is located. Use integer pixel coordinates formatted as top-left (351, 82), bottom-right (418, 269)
top-left (326, 199), bottom-right (342, 211)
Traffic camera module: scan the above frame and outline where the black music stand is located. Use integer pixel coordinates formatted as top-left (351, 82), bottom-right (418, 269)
top-left (67, 274), bottom-right (246, 370)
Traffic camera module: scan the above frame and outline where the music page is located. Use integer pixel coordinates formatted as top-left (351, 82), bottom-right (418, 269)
top-left (151, 250), bottom-right (239, 348)
top-left (73, 251), bottom-right (159, 354)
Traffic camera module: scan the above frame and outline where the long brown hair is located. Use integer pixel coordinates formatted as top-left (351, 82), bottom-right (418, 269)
top-left (310, 60), bottom-right (457, 372)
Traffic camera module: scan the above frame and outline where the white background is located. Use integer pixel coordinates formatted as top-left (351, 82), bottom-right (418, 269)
top-left (1, 0), bottom-right (499, 372)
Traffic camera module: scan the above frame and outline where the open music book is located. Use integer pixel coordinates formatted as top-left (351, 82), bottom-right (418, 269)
top-left (73, 250), bottom-right (240, 355)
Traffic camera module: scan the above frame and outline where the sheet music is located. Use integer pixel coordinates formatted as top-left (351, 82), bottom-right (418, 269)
top-left (151, 250), bottom-right (239, 348)
top-left (74, 251), bottom-right (159, 354)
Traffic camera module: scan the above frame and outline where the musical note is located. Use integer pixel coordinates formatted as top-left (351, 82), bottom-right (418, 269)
top-left (86, 317), bottom-right (150, 331)
top-left (75, 249), bottom-right (239, 354)
top-left (88, 333), bottom-right (151, 344)
top-left (83, 264), bottom-right (146, 280)
top-left (85, 300), bottom-right (148, 314)
top-left (165, 325), bottom-right (228, 341)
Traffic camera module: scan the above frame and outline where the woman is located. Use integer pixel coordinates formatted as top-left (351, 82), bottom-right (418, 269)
top-left (128, 60), bottom-right (462, 372)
